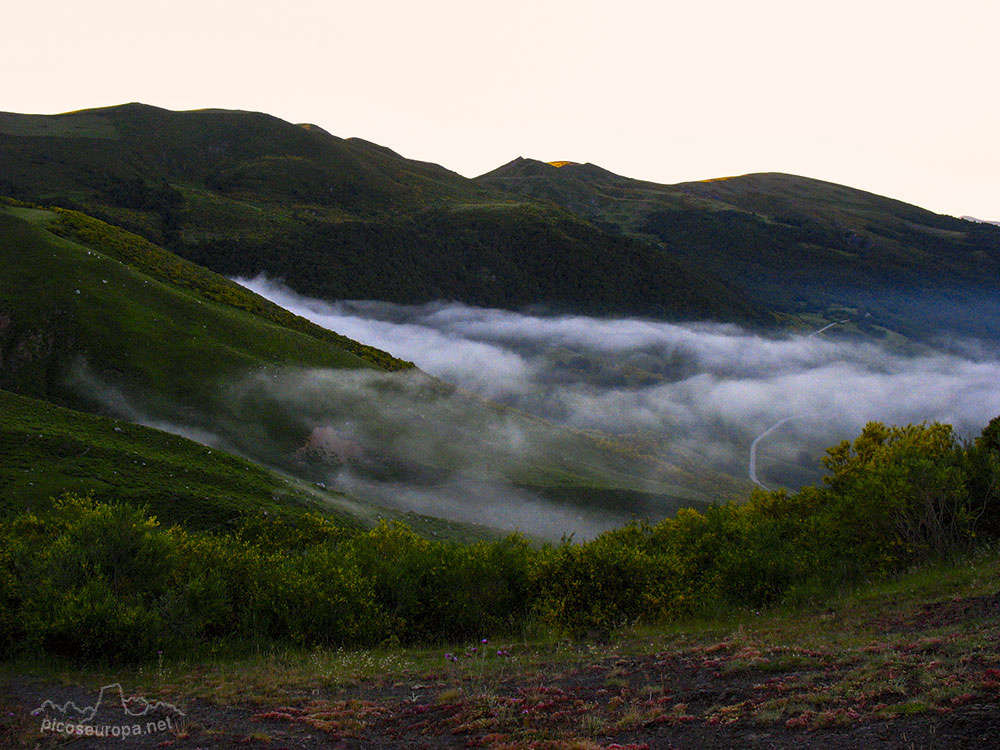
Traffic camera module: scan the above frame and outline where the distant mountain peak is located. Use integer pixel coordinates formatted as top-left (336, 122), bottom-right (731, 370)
top-left (297, 122), bottom-right (333, 137)
top-left (697, 175), bottom-right (741, 183)
top-left (476, 157), bottom-right (623, 183)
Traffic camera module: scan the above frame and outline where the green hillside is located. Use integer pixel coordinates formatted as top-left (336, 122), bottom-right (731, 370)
top-left (0, 386), bottom-right (506, 551)
top-left (0, 202), bottom-right (407, 410)
top-left (0, 387), bottom-right (358, 530)
top-left (478, 159), bottom-right (1000, 339)
top-left (0, 104), bottom-right (765, 323)
top-left (0, 201), bottom-right (738, 526)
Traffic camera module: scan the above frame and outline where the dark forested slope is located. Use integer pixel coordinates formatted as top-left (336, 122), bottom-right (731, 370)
top-left (0, 104), bottom-right (763, 322)
top-left (479, 159), bottom-right (1000, 339)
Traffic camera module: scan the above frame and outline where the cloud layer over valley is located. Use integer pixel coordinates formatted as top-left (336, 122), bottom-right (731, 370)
top-left (239, 275), bottom-right (1000, 494)
top-left (70, 274), bottom-right (1000, 540)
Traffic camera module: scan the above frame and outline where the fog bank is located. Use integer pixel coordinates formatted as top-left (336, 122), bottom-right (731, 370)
top-left (239, 275), bottom-right (1000, 490)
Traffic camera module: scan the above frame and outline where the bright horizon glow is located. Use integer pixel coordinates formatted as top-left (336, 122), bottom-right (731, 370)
top-left (3, 0), bottom-right (998, 219)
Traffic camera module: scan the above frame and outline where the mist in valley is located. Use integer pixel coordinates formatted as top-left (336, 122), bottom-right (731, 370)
top-left (68, 274), bottom-right (1000, 540)
top-left (238, 275), bottom-right (1000, 494)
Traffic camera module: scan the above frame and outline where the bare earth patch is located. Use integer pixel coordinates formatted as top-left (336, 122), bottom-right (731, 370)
top-left (4, 585), bottom-right (1000, 749)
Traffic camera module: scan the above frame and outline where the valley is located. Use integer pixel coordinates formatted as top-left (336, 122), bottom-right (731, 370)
top-left (1, 103), bottom-right (999, 749)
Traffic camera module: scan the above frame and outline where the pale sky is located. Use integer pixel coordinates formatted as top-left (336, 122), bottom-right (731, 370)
top-left (5, 0), bottom-right (998, 218)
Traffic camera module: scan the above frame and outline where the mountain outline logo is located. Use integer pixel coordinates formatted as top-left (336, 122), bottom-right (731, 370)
top-left (33, 682), bottom-right (186, 739)
top-left (32, 682), bottom-right (186, 723)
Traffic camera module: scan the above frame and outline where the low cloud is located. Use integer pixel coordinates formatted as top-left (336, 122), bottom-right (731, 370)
top-left (69, 275), bottom-right (1000, 540)
top-left (67, 362), bottom-right (232, 450)
top-left (239, 275), bottom-right (1000, 491)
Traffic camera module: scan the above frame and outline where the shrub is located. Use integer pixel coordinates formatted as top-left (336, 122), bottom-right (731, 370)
top-left (532, 525), bottom-right (665, 633)
top-left (2, 415), bottom-right (998, 663)
top-left (819, 422), bottom-right (972, 566)
top-left (5, 496), bottom-right (173, 661)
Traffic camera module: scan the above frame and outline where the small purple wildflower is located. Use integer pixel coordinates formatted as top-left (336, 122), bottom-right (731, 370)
top-left (481, 638), bottom-right (488, 644)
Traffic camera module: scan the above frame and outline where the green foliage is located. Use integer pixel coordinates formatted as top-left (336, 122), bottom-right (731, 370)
top-left (965, 416), bottom-right (1000, 537)
top-left (3, 416), bottom-right (999, 664)
top-left (531, 419), bottom-right (995, 631)
top-left (0, 500), bottom-right (532, 661)
top-left (339, 521), bottom-right (533, 643)
top-left (820, 422), bottom-right (973, 564)
top-left (531, 528), bottom-right (664, 633)
top-left (185, 206), bottom-right (766, 321)
top-left (6, 495), bottom-right (171, 661)
top-left (0, 388), bottom-right (356, 531)
top-left (46, 207), bottom-right (410, 371)
top-left (1, 103), bottom-right (768, 323)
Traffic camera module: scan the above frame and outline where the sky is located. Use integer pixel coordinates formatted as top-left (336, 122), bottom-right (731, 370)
top-left (4, 0), bottom-right (998, 218)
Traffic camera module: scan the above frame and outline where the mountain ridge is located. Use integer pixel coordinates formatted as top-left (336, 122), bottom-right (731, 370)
top-left (476, 157), bottom-right (1000, 341)
top-left (4, 103), bottom-right (1000, 340)
top-left (0, 103), bottom-right (766, 323)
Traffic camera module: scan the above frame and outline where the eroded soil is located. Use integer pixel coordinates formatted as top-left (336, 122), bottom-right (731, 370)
top-left (4, 592), bottom-right (1000, 749)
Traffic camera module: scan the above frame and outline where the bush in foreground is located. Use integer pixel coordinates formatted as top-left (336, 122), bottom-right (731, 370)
top-left (1, 417), bottom-right (997, 662)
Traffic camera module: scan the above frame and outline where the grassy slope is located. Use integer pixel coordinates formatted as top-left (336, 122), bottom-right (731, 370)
top-left (0, 202), bottom-right (738, 524)
top-left (0, 388), bottom-right (497, 542)
top-left (0, 104), bottom-right (766, 323)
top-left (478, 159), bottom-right (1000, 339)
top-left (0, 387), bottom-right (344, 529)
top-left (0, 203), bottom-right (380, 409)
top-left (42, 204), bottom-right (412, 370)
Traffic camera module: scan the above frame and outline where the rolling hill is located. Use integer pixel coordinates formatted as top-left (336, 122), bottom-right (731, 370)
top-left (0, 387), bottom-right (366, 531)
top-left (5, 101), bottom-right (996, 531)
top-left (0, 200), bottom-right (735, 534)
top-left (0, 104), bottom-right (764, 323)
top-left (477, 159), bottom-right (1000, 341)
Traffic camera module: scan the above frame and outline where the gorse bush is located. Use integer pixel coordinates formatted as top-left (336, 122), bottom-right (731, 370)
top-left (4, 496), bottom-right (173, 660)
top-left (0, 505), bottom-right (534, 661)
top-left (1, 418), bottom-right (998, 663)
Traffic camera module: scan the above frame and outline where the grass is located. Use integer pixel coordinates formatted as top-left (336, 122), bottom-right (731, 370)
top-left (0, 387), bottom-right (500, 540)
top-left (41, 204), bottom-right (410, 371)
top-left (0, 201), bottom-right (737, 525)
top-left (0, 204), bottom-right (377, 409)
top-left (0, 386), bottom-right (349, 529)
top-left (6, 549), bottom-right (997, 746)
